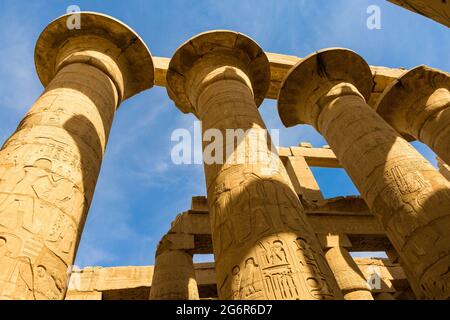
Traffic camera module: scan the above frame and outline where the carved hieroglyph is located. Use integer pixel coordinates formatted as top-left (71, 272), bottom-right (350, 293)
top-left (0, 12), bottom-right (154, 300)
top-left (278, 48), bottom-right (450, 300)
top-left (166, 31), bottom-right (342, 300)
top-left (376, 66), bottom-right (450, 165)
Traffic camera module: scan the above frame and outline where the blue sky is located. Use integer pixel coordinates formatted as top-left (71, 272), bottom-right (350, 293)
top-left (0, 0), bottom-right (448, 267)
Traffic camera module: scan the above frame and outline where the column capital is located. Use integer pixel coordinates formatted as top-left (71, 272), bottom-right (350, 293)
top-left (35, 11), bottom-right (154, 101)
top-left (166, 30), bottom-right (270, 115)
top-left (317, 234), bottom-right (352, 249)
top-left (278, 48), bottom-right (373, 128)
top-left (376, 65), bottom-right (450, 141)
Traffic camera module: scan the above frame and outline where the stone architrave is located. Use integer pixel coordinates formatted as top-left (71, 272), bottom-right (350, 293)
top-left (0, 12), bottom-right (154, 300)
top-left (278, 48), bottom-right (450, 300)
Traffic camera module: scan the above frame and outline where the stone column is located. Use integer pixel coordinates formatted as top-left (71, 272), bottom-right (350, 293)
top-left (325, 248), bottom-right (373, 300)
top-left (376, 66), bottom-right (450, 165)
top-left (150, 249), bottom-right (199, 300)
top-left (166, 31), bottom-right (342, 300)
top-left (319, 234), bottom-right (373, 300)
top-left (0, 12), bottom-right (154, 300)
top-left (278, 48), bottom-right (450, 300)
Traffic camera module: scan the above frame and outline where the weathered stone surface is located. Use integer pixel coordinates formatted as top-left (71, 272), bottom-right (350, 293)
top-left (388, 0), bottom-right (450, 27)
top-left (67, 258), bottom-right (411, 300)
top-left (355, 258), bottom-right (410, 296)
top-left (68, 266), bottom-right (154, 292)
top-left (278, 48), bottom-right (450, 300)
top-left (0, 12), bottom-right (154, 300)
top-left (150, 250), bottom-right (199, 300)
top-left (155, 51), bottom-right (407, 107)
top-left (166, 31), bottom-right (342, 300)
top-left (376, 66), bottom-right (450, 164)
top-left (325, 246), bottom-right (374, 300)
top-left (278, 146), bottom-right (341, 168)
top-left (65, 290), bottom-right (102, 300)
top-left (2, 8), bottom-right (447, 301)
top-left (283, 156), bottom-right (324, 202)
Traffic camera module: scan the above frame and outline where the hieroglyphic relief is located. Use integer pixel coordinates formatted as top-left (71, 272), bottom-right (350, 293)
top-left (211, 173), bottom-right (340, 300)
top-left (0, 62), bottom-right (119, 300)
top-left (277, 48), bottom-right (450, 299)
top-left (223, 234), bottom-right (338, 300)
top-left (293, 237), bottom-right (335, 299)
top-left (185, 51), bottom-right (342, 299)
top-left (369, 155), bottom-right (450, 266)
top-left (258, 239), bottom-right (299, 300)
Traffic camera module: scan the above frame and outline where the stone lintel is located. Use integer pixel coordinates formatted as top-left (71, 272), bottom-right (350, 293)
top-left (154, 52), bottom-right (406, 107)
top-left (156, 233), bottom-right (196, 255)
top-left (67, 266), bottom-right (154, 292)
top-left (66, 258), bottom-right (408, 300)
top-left (288, 146), bottom-right (340, 168)
top-left (182, 196), bottom-right (387, 251)
top-left (317, 234), bottom-right (352, 249)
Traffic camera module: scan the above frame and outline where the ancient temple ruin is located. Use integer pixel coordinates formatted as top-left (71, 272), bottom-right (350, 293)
top-left (0, 0), bottom-right (449, 300)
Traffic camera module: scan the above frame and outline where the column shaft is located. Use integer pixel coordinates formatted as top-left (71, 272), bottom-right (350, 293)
top-left (199, 79), bottom-right (340, 300)
top-left (0, 12), bottom-right (154, 300)
top-left (0, 63), bottom-right (118, 300)
top-left (150, 250), bottom-right (199, 300)
top-left (318, 91), bottom-right (450, 299)
top-left (324, 247), bottom-right (373, 300)
top-left (167, 32), bottom-right (343, 300)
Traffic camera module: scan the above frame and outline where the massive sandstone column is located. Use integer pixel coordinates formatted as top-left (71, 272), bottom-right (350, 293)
top-left (150, 232), bottom-right (200, 300)
top-left (278, 48), bottom-right (450, 300)
top-left (319, 234), bottom-right (373, 300)
top-left (166, 31), bottom-right (342, 300)
top-left (376, 66), bottom-right (450, 165)
top-left (150, 249), bottom-right (199, 300)
top-left (0, 12), bottom-right (154, 300)
top-left (324, 248), bottom-right (373, 300)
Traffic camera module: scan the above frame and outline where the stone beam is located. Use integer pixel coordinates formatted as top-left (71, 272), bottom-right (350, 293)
top-left (388, 0), bottom-right (450, 28)
top-left (66, 259), bottom-right (411, 300)
top-left (153, 54), bottom-right (406, 107)
top-left (278, 145), bottom-right (341, 168)
top-left (278, 47), bottom-right (450, 300)
top-left (185, 196), bottom-right (389, 253)
top-left (66, 266), bottom-right (154, 300)
top-left (0, 12), bottom-right (154, 300)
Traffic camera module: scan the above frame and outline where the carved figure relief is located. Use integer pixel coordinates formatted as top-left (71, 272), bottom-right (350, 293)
top-left (294, 237), bottom-right (335, 300)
